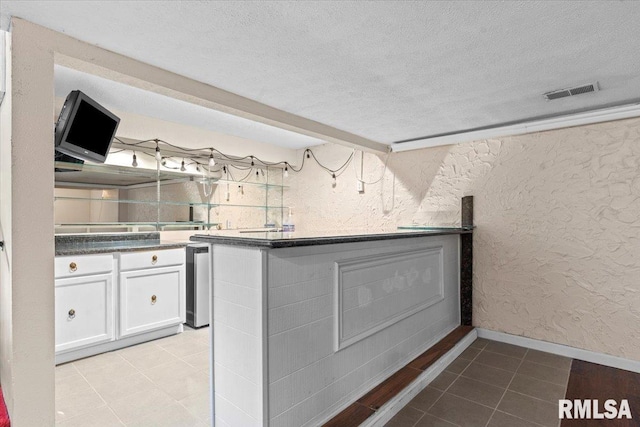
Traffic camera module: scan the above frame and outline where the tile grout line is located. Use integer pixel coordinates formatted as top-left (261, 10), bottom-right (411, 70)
top-left (404, 341), bottom-right (569, 427)
top-left (103, 349), bottom-right (169, 426)
top-left (557, 359), bottom-right (574, 427)
top-left (423, 414), bottom-right (462, 427)
top-left (408, 402), bottom-right (462, 427)
top-left (60, 331), bottom-right (210, 426)
top-left (115, 345), bottom-right (178, 405)
top-left (522, 359), bottom-right (573, 372)
top-left (481, 348), bottom-right (528, 360)
top-left (507, 389), bottom-right (566, 405)
top-left (493, 409), bottom-right (550, 427)
top-left (176, 328), bottom-right (215, 424)
top-left (174, 343), bottom-right (212, 424)
top-left (457, 358), bottom-right (569, 390)
top-left (401, 335), bottom-right (482, 424)
top-left (176, 399), bottom-right (209, 425)
top-left (107, 406), bottom-right (127, 427)
top-left (485, 348), bottom-right (569, 426)
top-left (58, 356), bottom-right (122, 425)
top-left (483, 347), bottom-right (529, 427)
top-left (414, 341), bottom-right (485, 423)
top-left (405, 406), bottom-right (427, 427)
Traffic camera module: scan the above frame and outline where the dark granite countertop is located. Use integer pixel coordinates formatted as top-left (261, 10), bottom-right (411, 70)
top-left (190, 227), bottom-right (472, 249)
top-left (55, 232), bottom-right (189, 256)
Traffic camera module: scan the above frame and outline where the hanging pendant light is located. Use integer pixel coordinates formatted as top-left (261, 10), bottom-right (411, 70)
top-left (155, 142), bottom-right (161, 161)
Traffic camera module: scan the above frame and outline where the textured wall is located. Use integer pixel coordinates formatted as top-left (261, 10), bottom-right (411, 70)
top-left (290, 117), bottom-right (640, 361)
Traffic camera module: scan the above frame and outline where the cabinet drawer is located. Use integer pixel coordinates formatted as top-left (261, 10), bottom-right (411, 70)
top-left (119, 264), bottom-right (186, 338)
top-left (119, 248), bottom-right (185, 271)
top-left (55, 254), bottom-right (113, 279)
top-left (55, 273), bottom-right (115, 353)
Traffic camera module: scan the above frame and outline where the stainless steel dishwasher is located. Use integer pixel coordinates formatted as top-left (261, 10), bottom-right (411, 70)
top-left (186, 243), bottom-right (210, 328)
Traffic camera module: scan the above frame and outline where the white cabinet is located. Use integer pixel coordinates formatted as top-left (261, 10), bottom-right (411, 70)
top-left (54, 248), bottom-right (186, 363)
top-left (54, 253), bottom-right (115, 353)
top-left (119, 264), bottom-right (185, 338)
top-left (55, 273), bottom-right (115, 352)
top-left (118, 248), bottom-right (186, 338)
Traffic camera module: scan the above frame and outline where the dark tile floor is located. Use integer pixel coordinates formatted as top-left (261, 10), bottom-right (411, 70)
top-left (386, 338), bottom-right (572, 427)
top-left (562, 359), bottom-right (640, 427)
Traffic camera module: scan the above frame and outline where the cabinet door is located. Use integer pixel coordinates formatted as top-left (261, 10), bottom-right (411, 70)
top-left (119, 265), bottom-right (186, 338)
top-left (55, 273), bottom-right (115, 353)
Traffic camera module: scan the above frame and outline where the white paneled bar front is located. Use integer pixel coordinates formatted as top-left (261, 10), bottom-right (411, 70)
top-left (195, 231), bottom-right (463, 426)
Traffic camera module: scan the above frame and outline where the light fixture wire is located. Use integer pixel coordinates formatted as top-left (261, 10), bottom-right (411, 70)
top-left (113, 137), bottom-right (378, 179)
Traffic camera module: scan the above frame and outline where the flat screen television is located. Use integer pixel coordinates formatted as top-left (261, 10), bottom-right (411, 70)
top-left (54, 90), bottom-right (120, 163)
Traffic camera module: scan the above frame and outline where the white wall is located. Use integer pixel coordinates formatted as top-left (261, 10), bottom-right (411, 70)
top-left (290, 117), bottom-right (640, 361)
top-left (0, 27), bottom-right (13, 410)
top-left (1, 19), bottom-right (56, 425)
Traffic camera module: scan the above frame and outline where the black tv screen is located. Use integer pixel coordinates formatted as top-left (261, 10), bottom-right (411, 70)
top-left (55, 90), bottom-right (120, 163)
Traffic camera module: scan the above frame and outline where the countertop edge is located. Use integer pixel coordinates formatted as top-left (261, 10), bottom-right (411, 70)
top-left (190, 229), bottom-right (472, 249)
top-left (55, 242), bottom-right (189, 256)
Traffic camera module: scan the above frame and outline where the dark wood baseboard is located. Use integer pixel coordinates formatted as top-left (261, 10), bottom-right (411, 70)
top-left (322, 325), bottom-right (474, 427)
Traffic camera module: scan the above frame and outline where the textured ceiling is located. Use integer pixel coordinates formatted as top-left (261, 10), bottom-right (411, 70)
top-left (54, 65), bottom-right (324, 149)
top-left (3, 1), bottom-right (640, 146)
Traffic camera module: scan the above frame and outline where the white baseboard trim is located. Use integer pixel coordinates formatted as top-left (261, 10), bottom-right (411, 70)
top-left (362, 329), bottom-right (478, 427)
top-left (55, 324), bottom-right (183, 365)
top-left (477, 328), bottom-right (640, 374)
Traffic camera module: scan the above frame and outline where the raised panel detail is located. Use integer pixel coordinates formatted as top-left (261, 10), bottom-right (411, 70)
top-left (55, 273), bottom-right (115, 352)
top-left (334, 247), bottom-right (444, 351)
top-left (119, 264), bottom-right (186, 338)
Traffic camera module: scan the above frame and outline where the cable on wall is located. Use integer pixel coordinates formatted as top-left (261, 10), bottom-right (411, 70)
top-left (111, 137), bottom-right (370, 184)
top-left (353, 149), bottom-right (390, 185)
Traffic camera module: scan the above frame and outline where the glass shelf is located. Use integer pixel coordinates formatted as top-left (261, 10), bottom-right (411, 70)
top-left (55, 161), bottom-right (288, 189)
top-left (54, 196), bottom-right (212, 207)
top-left (55, 197), bottom-right (285, 210)
top-left (54, 160), bottom-right (286, 233)
top-left (55, 221), bottom-right (219, 232)
top-left (55, 161), bottom-right (205, 189)
top-left (211, 204), bottom-right (286, 209)
top-left (216, 179), bottom-right (288, 189)
top-left (397, 226), bottom-right (464, 230)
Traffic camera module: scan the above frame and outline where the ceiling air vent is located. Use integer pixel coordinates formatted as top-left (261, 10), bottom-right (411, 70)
top-left (543, 82), bottom-right (599, 101)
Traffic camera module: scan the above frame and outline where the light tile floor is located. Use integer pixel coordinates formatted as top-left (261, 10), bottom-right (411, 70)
top-left (385, 338), bottom-right (572, 427)
top-left (55, 326), bottom-right (211, 427)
